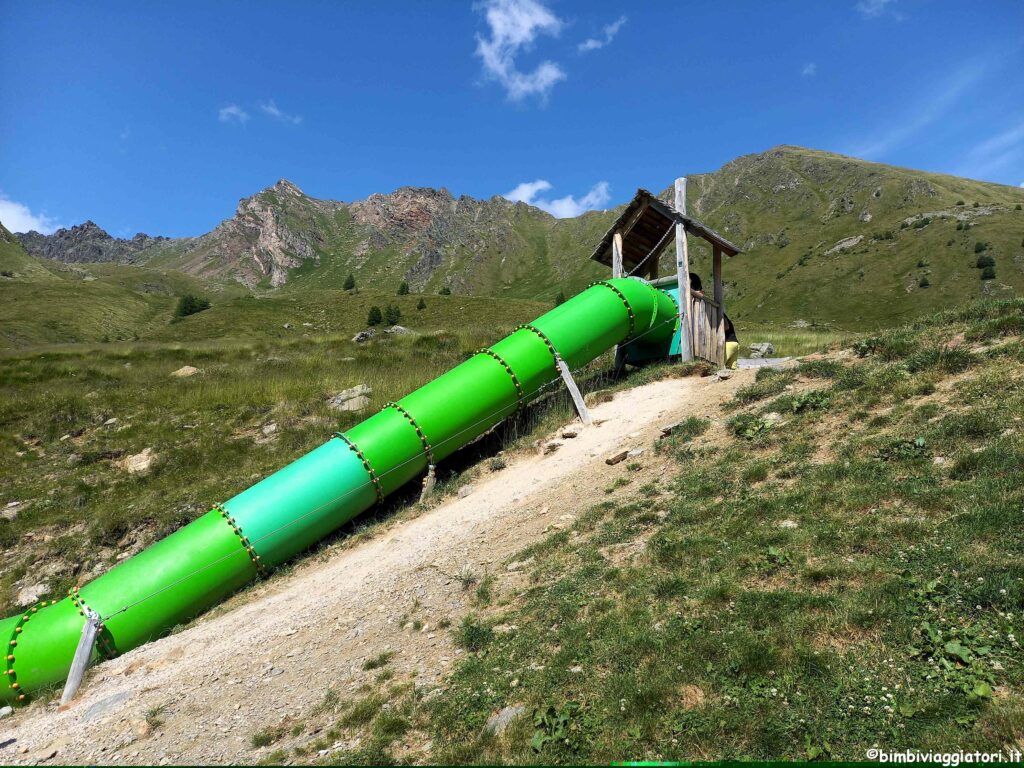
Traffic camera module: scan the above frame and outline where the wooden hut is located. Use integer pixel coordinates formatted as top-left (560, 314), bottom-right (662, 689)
top-left (590, 181), bottom-right (741, 367)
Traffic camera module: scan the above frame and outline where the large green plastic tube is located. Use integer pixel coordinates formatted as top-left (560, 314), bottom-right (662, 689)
top-left (1, 278), bottom-right (678, 703)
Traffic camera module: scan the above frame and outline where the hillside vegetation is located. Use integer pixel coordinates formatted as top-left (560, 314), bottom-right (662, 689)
top-left (11, 147), bottom-right (1024, 339)
top-left (269, 299), bottom-right (1024, 764)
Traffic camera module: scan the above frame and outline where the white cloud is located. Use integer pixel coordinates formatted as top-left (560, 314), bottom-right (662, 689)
top-left (474, 0), bottom-right (566, 101)
top-left (578, 15), bottom-right (627, 53)
top-left (503, 179), bottom-right (611, 218)
top-left (849, 59), bottom-right (988, 159)
top-left (260, 100), bottom-right (303, 125)
top-left (218, 104), bottom-right (250, 124)
top-left (856, 0), bottom-right (903, 19)
top-left (802, 62), bottom-right (817, 77)
top-left (956, 121), bottom-right (1024, 180)
top-left (0, 192), bottom-right (61, 234)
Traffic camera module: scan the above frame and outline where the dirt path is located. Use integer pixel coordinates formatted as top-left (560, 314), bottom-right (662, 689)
top-left (2, 370), bottom-right (753, 765)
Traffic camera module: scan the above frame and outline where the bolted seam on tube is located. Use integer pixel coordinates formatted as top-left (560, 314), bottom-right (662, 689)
top-left (476, 348), bottom-right (526, 410)
top-left (385, 402), bottom-right (435, 465)
top-left (333, 433), bottom-right (384, 503)
top-left (214, 504), bottom-right (267, 576)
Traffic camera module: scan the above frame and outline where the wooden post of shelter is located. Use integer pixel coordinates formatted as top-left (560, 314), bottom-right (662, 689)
top-left (612, 231), bottom-right (626, 371)
top-left (712, 244), bottom-right (725, 366)
top-left (674, 178), bottom-right (694, 362)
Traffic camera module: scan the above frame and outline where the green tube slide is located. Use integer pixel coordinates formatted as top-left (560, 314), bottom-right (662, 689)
top-left (1, 278), bottom-right (678, 703)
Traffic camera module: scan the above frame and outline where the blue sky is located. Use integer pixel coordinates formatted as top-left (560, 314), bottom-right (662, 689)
top-left (1, 0), bottom-right (1022, 237)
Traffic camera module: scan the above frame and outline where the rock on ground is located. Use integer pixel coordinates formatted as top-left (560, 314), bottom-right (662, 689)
top-left (328, 384), bottom-right (372, 412)
top-left (170, 366), bottom-right (199, 378)
top-left (484, 704), bottom-right (525, 736)
top-left (120, 448), bottom-right (155, 474)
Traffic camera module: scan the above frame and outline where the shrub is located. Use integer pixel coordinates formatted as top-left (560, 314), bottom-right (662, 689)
top-left (981, 266), bottom-right (996, 280)
top-left (342, 273), bottom-right (355, 290)
top-left (174, 294), bottom-right (210, 319)
top-left (455, 615), bottom-right (492, 651)
top-left (917, 259), bottom-right (928, 267)
top-left (366, 305), bottom-right (383, 326)
top-left (956, 200), bottom-right (965, 206)
top-left (876, 437), bottom-right (929, 462)
top-left (976, 254), bottom-right (995, 268)
top-left (554, 291), bottom-right (566, 306)
top-left (1016, 204), bottom-right (1022, 210)
top-left (900, 221), bottom-right (909, 229)
top-left (439, 286), bottom-right (451, 295)
top-left (397, 281), bottom-right (409, 295)
top-left (974, 241), bottom-right (987, 254)
top-left (973, 201), bottom-right (980, 208)
top-left (729, 413), bottom-right (772, 440)
top-left (416, 298), bottom-right (426, 310)
top-left (384, 304), bottom-right (401, 325)
top-left (912, 217), bottom-right (930, 229)
top-left (946, 239), bottom-right (954, 246)
top-left (918, 276), bottom-right (930, 288)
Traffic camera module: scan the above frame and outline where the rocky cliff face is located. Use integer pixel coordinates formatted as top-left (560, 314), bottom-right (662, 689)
top-left (18, 221), bottom-right (166, 264)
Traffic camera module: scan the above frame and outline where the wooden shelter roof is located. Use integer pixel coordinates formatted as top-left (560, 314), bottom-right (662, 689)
top-left (590, 189), bottom-right (741, 274)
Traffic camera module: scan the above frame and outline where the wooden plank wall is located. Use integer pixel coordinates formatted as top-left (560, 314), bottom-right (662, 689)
top-left (691, 294), bottom-right (723, 366)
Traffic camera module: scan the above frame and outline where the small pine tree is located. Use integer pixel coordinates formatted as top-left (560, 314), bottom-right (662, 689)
top-left (981, 266), bottom-right (996, 280)
top-left (343, 273), bottom-right (355, 291)
top-left (918, 276), bottom-right (930, 288)
top-left (416, 298), bottom-right (426, 311)
top-left (397, 281), bottom-right (409, 296)
top-left (956, 200), bottom-right (965, 206)
top-left (174, 294), bottom-right (210, 319)
top-left (976, 254), bottom-right (995, 268)
top-left (974, 241), bottom-right (987, 254)
top-left (916, 259), bottom-right (928, 268)
top-left (439, 286), bottom-right (451, 295)
top-left (385, 304), bottom-right (401, 325)
top-left (367, 305), bottom-right (383, 326)
top-left (1016, 204), bottom-right (1022, 210)
top-left (973, 201), bottom-right (980, 208)
top-left (554, 291), bottom-right (566, 306)
top-left (956, 222), bottom-right (964, 231)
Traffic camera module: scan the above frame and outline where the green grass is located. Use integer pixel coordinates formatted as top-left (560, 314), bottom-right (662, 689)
top-left (389, 298), bottom-right (1024, 763)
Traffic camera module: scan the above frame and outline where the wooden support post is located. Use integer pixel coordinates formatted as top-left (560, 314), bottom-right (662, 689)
top-left (611, 231), bottom-right (624, 279)
top-left (674, 178), bottom-right (694, 361)
top-left (419, 464), bottom-right (436, 502)
top-left (556, 354), bottom-right (592, 426)
top-left (713, 245), bottom-right (725, 367)
top-left (61, 609), bottom-right (100, 706)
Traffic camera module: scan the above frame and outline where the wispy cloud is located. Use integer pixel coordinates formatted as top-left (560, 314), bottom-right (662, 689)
top-left (474, 0), bottom-right (566, 102)
top-left (578, 15), bottom-right (627, 53)
top-left (0, 192), bottom-right (61, 234)
top-left (504, 179), bottom-right (611, 218)
top-left (848, 59), bottom-right (989, 159)
top-left (855, 0), bottom-right (903, 20)
top-left (801, 62), bottom-right (817, 77)
top-left (218, 104), bottom-right (250, 124)
top-left (260, 100), bottom-right (303, 125)
top-left (956, 121), bottom-right (1024, 181)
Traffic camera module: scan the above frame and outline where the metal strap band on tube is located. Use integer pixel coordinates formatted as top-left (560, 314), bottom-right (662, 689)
top-left (595, 281), bottom-right (637, 336)
top-left (385, 402), bottom-right (435, 465)
top-left (515, 324), bottom-right (558, 364)
top-left (214, 503), bottom-right (266, 575)
top-left (333, 432), bottom-right (384, 502)
top-left (477, 348), bottom-right (526, 410)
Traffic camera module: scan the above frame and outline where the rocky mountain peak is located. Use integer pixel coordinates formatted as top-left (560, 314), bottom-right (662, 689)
top-left (270, 179), bottom-right (303, 196)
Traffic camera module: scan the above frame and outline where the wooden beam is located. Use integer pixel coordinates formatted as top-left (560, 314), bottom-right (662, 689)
top-left (556, 354), bottom-right (592, 426)
top-left (61, 609), bottom-right (101, 705)
top-left (674, 178), bottom-right (694, 362)
top-left (713, 245), bottom-right (726, 367)
top-left (612, 231), bottom-right (624, 279)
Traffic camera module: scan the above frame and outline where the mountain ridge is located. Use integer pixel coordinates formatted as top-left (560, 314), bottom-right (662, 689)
top-left (9, 145), bottom-right (1024, 326)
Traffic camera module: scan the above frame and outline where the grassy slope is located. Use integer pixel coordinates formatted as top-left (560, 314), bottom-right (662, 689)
top-left (680, 147), bottom-right (1024, 330)
top-left (0, 293), bottom-right (552, 616)
top-left (292, 299), bottom-right (1024, 764)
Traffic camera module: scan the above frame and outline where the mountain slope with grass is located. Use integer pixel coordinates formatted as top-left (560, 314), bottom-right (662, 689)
top-left (3, 298), bottom-right (1022, 764)
top-left (15, 147), bottom-right (1022, 332)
